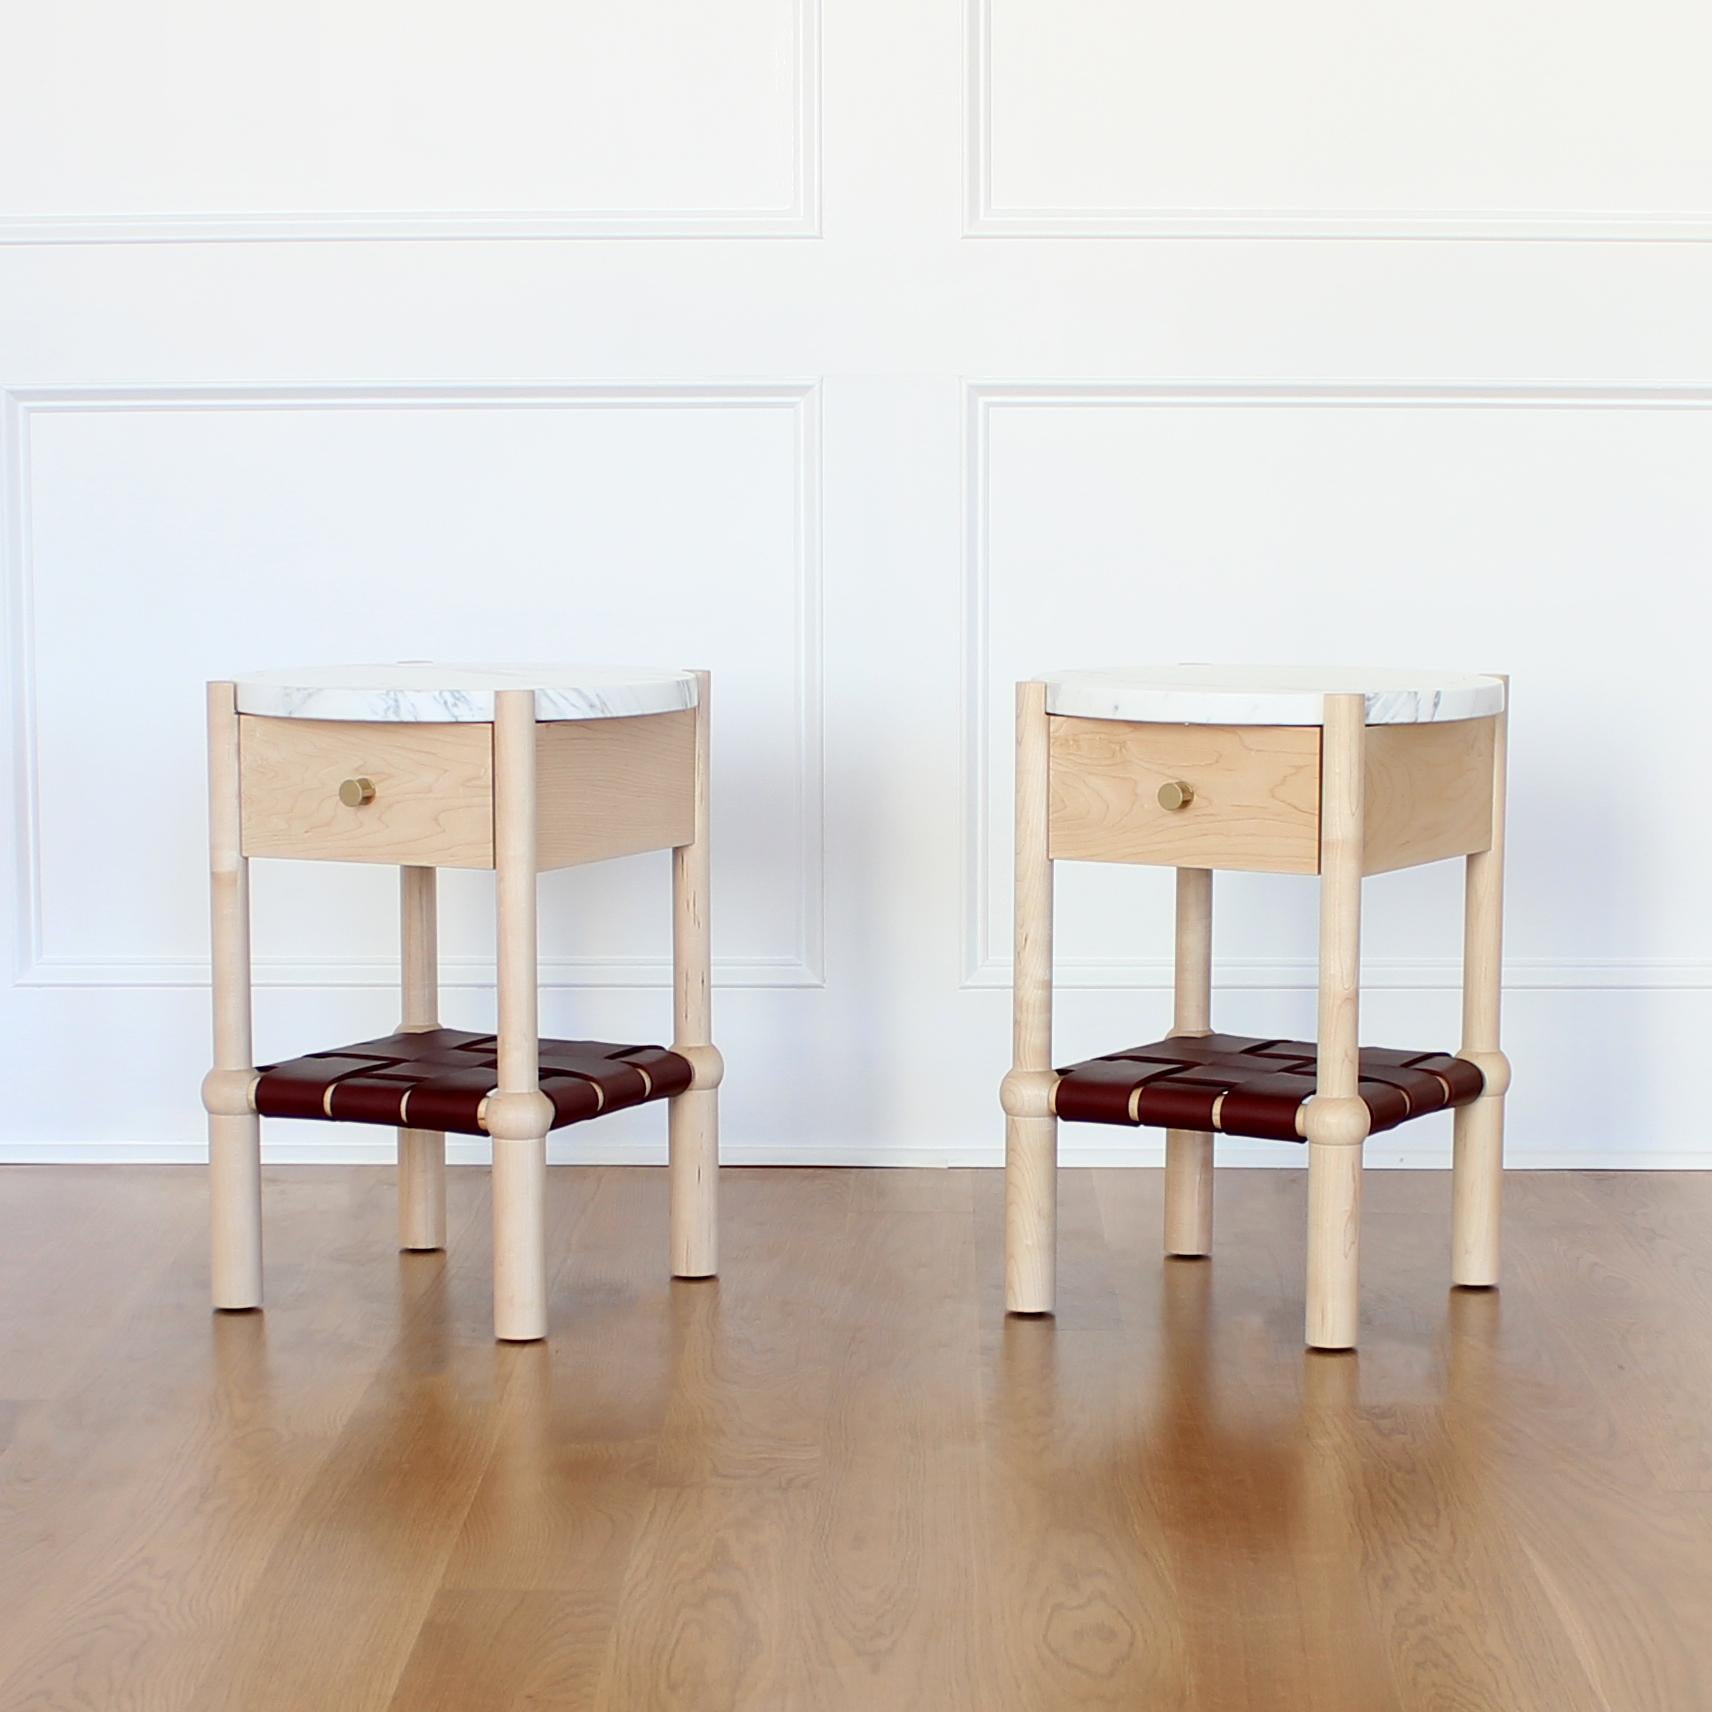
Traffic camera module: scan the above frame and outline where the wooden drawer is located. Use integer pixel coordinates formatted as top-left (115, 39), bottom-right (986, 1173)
top-left (1048, 717), bottom-right (1322, 874)
top-left (239, 716), bottom-right (495, 867)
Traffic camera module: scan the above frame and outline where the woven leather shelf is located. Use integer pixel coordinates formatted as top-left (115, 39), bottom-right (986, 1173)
top-left (254, 1027), bottom-right (691, 1136)
top-left (1055, 1031), bottom-right (1484, 1142)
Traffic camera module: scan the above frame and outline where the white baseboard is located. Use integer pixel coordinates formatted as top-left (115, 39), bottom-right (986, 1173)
top-left (1, 1139), bottom-right (1707, 1170)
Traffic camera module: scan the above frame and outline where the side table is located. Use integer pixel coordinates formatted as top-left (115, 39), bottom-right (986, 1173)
top-left (201, 663), bottom-right (721, 1342)
top-left (1001, 665), bottom-right (1509, 1349)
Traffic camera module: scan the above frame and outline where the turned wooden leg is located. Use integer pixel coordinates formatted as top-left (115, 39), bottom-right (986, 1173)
top-left (670, 670), bottom-right (720, 1278)
top-left (1451, 1099), bottom-right (1504, 1287)
top-left (203, 681), bottom-right (262, 1310)
top-left (209, 1113), bottom-right (262, 1309)
top-left (398, 865), bottom-right (446, 1252)
top-left (1453, 682), bottom-right (1510, 1287)
top-left (1306, 1140), bottom-right (1363, 1350)
top-left (492, 1130), bottom-right (546, 1341)
top-left (490, 689), bottom-right (550, 1342)
top-left (1163, 1133), bottom-right (1213, 1257)
top-left (1164, 867), bottom-right (1214, 1257)
top-left (1004, 680), bottom-right (1058, 1314)
top-left (1304, 694), bottom-right (1368, 1351)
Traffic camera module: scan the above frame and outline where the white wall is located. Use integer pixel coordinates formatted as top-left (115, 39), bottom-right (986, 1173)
top-left (3, 0), bottom-right (1710, 1167)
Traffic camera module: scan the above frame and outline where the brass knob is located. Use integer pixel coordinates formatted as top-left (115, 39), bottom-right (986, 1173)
top-left (338, 776), bottom-right (376, 808)
top-left (1157, 780), bottom-right (1194, 812)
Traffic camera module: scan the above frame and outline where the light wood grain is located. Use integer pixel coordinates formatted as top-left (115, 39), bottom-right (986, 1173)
top-left (206, 681), bottom-right (263, 1311)
top-left (669, 672), bottom-right (718, 1279)
top-left (1005, 681), bottom-right (1057, 1314)
top-left (0, 1167), bottom-right (482, 1712)
top-left (1164, 867), bottom-right (1214, 1258)
top-left (1312, 697), bottom-right (1366, 1108)
top-left (1453, 682), bottom-right (1510, 1286)
top-left (1047, 716), bottom-right (1321, 874)
top-left (491, 689), bottom-right (548, 1343)
top-left (398, 865), bottom-right (446, 1252)
top-left (1361, 714), bottom-right (1496, 875)
top-left (182, 1163), bottom-right (586, 1712)
top-left (1304, 693), bottom-right (1368, 1350)
top-left (795, 1208), bottom-right (983, 1705)
top-left (975, 1229), bottom-right (1189, 1711)
top-left (0, 1165), bottom-right (1707, 1710)
top-left (535, 707), bottom-right (695, 871)
top-left (1097, 1171), bottom-right (1403, 1709)
top-left (395, 1142), bottom-right (446, 1254)
top-left (239, 714), bottom-right (495, 868)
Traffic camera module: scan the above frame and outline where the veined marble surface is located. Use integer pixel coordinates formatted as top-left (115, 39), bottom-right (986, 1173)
top-left (232, 663), bottom-right (698, 723)
top-left (1037, 665), bottom-right (1505, 727)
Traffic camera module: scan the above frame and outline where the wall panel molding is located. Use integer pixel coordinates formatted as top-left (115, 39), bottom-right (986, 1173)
top-left (0, 0), bottom-right (819, 243)
top-left (965, 0), bottom-right (1712, 240)
top-left (960, 379), bottom-right (1712, 990)
top-left (3, 380), bottom-right (824, 988)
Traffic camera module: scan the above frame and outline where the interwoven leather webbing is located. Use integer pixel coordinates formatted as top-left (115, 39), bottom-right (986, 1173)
top-left (1054, 1032), bottom-right (1483, 1141)
top-left (254, 1027), bottom-right (692, 1136)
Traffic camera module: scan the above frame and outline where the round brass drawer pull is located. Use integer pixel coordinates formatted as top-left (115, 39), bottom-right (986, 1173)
top-left (1157, 780), bottom-right (1194, 812)
top-left (338, 776), bottom-right (376, 808)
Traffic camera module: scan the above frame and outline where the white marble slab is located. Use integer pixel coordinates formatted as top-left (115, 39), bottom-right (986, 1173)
top-left (233, 662), bottom-right (698, 723)
top-left (1038, 665), bottom-right (1504, 727)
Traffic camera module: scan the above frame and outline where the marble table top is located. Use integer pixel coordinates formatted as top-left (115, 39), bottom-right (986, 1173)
top-left (1037, 665), bottom-right (1504, 727)
top-left (232, 663), bottom-right (698, 723)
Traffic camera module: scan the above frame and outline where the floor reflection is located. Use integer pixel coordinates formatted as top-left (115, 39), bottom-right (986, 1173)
top-left (984, 1249), bottom-right (1520, 1701)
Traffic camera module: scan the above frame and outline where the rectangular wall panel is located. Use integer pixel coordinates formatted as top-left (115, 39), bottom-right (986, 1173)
top-left (0, 0), bottom-right (817, 238)
top-left (6, 385), bottom-right (822, 990)
top-left (967, 384), bottom-right (1712, 989)
top-left (972, 0), bottom-right (1712, 236)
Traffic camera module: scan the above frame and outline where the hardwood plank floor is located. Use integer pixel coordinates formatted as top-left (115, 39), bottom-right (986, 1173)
top-left (0, 1165), bottom-right (1708, 1711)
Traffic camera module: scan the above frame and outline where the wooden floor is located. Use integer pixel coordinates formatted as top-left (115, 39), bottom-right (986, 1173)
top-left (0, 1166), bottom-right (1709, 1710)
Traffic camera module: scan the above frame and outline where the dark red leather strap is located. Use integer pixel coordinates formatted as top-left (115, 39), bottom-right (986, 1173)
top-left (254, 1029), bottom-right (693, 1136)
top-left (1056, 1033), bottom-right (1485, 1141)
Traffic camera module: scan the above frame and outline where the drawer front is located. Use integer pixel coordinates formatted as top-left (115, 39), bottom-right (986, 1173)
top-left (1048, 717), bottom-right (1321, 874)
top-left (239, 716), bottom-right (495, 867)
